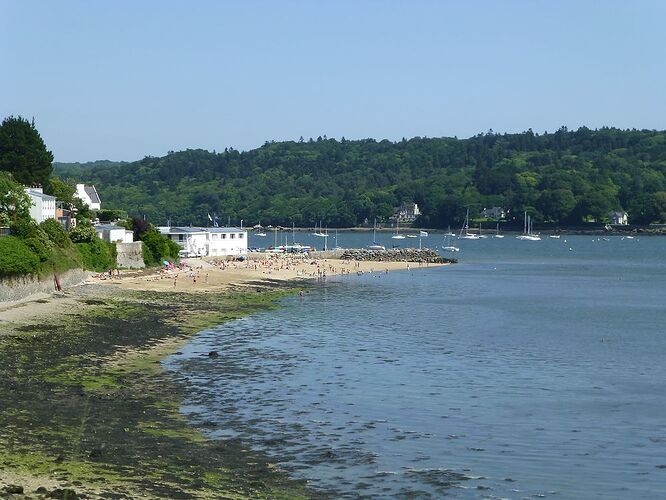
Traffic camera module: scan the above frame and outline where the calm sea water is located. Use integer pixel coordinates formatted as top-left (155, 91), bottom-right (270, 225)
top-left (165, 234), bottom-right (666, 498)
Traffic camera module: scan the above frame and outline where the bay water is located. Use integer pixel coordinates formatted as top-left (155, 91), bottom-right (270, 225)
top-left (164, 234), bottom-right (666, 498)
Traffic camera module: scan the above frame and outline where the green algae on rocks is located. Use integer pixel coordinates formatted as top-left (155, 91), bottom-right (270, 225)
top-left (0, 282), bottom-right (317, 499)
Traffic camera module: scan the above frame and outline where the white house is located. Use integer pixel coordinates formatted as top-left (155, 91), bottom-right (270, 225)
top-left (158, 226), bottom-right (248, 257)
top-left (94, 224), bottom-right (134, 243)
top-left (393, 202), bottom-right (421, 223)
top-left (610, 211), bottom-right (629, 225)
top-left (480, 206), bottom-right (506, 220)
top-left (76, 184), bottom-right (101, 210)
top-left (25, 187), bottom-right (56, 223)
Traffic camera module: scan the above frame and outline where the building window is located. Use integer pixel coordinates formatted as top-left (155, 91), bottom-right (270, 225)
top-left (178, 235), bottom-right (184, 241)
top-left (239, 233), bottom-right (244, 239)
top-left (222, 234), bottom-right (226, 239)
top-left (230, 233), bottom-right (235, 239)
top-left (212, 234), bottom-right (218, 239)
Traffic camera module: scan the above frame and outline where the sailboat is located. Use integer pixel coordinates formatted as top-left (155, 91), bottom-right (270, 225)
top-left (459, 209), bottom-right (480, 239)
top-left (313, 221), bottom-right (327, 238)
top-left (442, 234), bottom-right (459, 252)
top-left (254, 221), bottom-right (267, 237)
top-left (391, 220), bottom-right (406, 240)
top-left (331, 229), bottom-right (345, 250)
top-left (516, 211), bottom-right (541, 241)
top-left (368, 218), bottom-right (385, 250)
top-left (494, 222), bottom-right (504, 238)
top-left (444, 225), bottom-right (456, 237)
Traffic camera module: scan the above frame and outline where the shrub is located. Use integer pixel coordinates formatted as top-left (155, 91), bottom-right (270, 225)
top-left (9, 218), bottom-right (41, 239)
top-left (10, 219), bottom-right (53, 253)
top-left (96, 209), bottom-right (127, 222)
top-left (40, 219), bottom-right (70, 247)
top-left (23, 237), bottom-right (51, 262)
top-left (42, 244), bottom-right (82, 274)
top-left (0, 236), bottom-right (40, 276)
top-left (69, 223), bottom-right (97, 243)
top-left (141, 230), bottom-right (180, 266)
top-left (76, 239), bottom-right (116, 272)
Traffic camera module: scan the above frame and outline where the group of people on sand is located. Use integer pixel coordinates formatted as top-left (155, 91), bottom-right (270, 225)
top-left (93, 268), bottom-right (122, 280)
top-left (106, 253), bottom-right (408, 290)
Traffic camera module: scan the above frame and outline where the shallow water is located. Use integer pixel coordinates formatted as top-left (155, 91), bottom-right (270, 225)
top-left (165, 235), bottom-right (666, 498)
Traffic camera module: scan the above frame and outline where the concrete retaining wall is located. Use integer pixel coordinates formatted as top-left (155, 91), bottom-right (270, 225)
top-left (0, 269), bottom-right (91, 303)
top-left (116, 241), bottom-right (145, 269)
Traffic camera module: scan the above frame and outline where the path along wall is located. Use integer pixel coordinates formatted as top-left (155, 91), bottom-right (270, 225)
top-left (0, 269), bottom-right (91, 303)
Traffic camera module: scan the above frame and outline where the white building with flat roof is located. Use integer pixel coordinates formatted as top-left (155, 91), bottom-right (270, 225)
top-left (158, 227), bottom-right (248, 257)
top-left (25, 187), bottom-right (56, 223)
top-left (94, 224), bottom-right (134, 243)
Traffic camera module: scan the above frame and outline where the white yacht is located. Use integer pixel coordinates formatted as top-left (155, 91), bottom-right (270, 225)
top-left (516, 212), bottom-right (541, 241)
top-left (459, 209), bottom-right (481, 239)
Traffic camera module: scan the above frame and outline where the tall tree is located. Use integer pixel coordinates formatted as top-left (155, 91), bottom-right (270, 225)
top-left (0, 171), bottom-right (32, 225)
top-left (0, 116), bottom-right (54, 186)
top-left (46, 177), bottom-right (76, 204)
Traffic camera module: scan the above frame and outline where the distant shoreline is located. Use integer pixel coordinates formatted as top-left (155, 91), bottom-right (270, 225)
top-left (250, 226), bottom-right (665, 235)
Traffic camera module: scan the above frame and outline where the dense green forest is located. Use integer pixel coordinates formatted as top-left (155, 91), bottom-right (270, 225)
top-left (55, 127), bottom-right (666, 228)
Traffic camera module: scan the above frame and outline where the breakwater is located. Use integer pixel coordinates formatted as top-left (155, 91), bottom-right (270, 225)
top-left (340, 248), bottom-right (456, 263)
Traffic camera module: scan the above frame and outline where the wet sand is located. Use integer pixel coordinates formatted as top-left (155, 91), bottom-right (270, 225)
top-left (0, 282), bottom-right (316, 499)
top-left (0, 256), bottom-right (444, 498)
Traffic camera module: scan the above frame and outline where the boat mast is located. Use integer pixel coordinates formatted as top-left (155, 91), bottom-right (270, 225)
top-left (524, 211), bottom-right (528, 235)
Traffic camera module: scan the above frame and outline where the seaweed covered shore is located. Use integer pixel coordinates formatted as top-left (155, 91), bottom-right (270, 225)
top-left (0, 282), bottom-right (318, 499)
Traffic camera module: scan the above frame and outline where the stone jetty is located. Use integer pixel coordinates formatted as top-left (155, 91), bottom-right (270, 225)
top-left (340, 248), bottom-right (457, 263)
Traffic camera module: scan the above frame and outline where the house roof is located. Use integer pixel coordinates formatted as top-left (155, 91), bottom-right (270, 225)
top-left (206, 227), bottom-right (245, 233)
top-left (94, 224), bottom-right (129, 231)
top-left (26, 190), bottom-right (56, 201)
top-left (161, 226), bottom-right (245, 234)
top-left (84, 185), bottom-right (101, 204)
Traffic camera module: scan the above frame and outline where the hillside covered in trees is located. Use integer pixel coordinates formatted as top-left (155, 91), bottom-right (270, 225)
top-left (54, 127), bottom-right (666, 228)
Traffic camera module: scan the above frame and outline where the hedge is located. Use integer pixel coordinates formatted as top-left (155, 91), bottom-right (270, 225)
top-left (0, 236), bottom-right (40, 276)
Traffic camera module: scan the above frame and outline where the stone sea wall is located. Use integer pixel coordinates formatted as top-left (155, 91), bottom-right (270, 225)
top-left (116, 241), bottom-right (145, 269)
top-left (340, 248), bottom-right (457, 263)
top-left (0, 269), bottom-right (91, 303)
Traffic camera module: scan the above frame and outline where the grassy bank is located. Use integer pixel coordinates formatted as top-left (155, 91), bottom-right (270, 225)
top-left (0, 282), bottom-right (317, 498)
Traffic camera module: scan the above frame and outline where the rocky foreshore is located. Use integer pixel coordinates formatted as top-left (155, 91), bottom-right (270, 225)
top-left (340, 248), bottom-right (457, 263)
top-left (0, 283), bottom-right (313, 499)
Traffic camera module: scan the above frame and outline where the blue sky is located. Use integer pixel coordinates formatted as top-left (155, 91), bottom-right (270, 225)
top-left (2, 0), bottom-right (665, 162)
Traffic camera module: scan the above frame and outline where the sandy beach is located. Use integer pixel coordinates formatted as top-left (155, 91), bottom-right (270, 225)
top-left (0, 255), bottom-right (445, 327)
top-left (104, 254), bottom-right (442, 293)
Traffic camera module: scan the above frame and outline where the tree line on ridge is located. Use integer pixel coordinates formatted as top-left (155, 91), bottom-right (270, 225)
top-left (52, 127), bottom-right (666, 228)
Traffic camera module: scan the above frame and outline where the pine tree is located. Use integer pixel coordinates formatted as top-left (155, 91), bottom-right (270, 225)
top-left (0, 116), bottom-right (54, 186)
